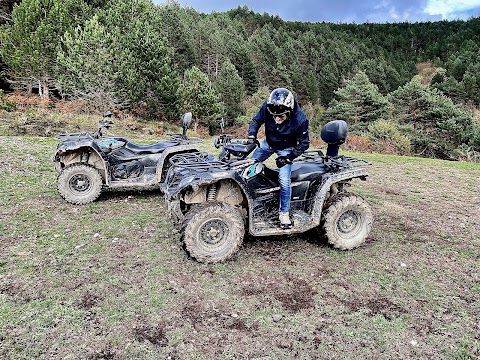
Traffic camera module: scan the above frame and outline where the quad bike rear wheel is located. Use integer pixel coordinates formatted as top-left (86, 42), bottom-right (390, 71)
top-left (57, 163), bottom-right (103, 205)
top-left (181, 202), bottom-right (244, 263)
top-left (321, 193), bottom-right (373, 250)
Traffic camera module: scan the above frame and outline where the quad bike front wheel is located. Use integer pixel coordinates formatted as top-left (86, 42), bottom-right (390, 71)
top-left (321, 193), bottom-right (373, 250)
top-left (57, 163), bottom-right (103, 205)
top-left (181, 202), bottom-right (244, 263)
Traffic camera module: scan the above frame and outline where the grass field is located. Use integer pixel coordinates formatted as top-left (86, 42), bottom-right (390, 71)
top-left (0, 112), bottom-right (479, 359)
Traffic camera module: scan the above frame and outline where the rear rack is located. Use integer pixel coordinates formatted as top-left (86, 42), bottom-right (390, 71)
top-left (300, 152), bottom-right (370, 170)
top-left (327, 155), bottom-right (370, 168)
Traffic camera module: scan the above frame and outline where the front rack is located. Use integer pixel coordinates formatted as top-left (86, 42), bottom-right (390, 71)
top-left (169, 151), bottom-right (228, 171)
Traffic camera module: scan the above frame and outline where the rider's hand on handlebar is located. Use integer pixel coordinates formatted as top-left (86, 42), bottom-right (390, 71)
top-left (276, 156), bottom-right (293, 168)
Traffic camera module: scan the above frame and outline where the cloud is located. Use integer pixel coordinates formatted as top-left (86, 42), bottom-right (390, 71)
top-left (425, 0), bottom-right (480, 19)
top-left (154, 0), bottom-right (479, 23)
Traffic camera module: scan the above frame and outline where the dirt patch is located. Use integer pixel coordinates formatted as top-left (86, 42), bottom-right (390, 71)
top-left (0, 282), bottom-right (32, 304)
top-left (79, 292), bottom-right (103, 309)
top-left (240, 272), bottom-right (317, 312)
top-left (86, 348), bottom-right (117, 360)
top-left (133, 322), bottom-right (168, 346)
top-left (340, 294), bottom-right (407, 320)
top-left (226, 318), bottom-right (259, 332)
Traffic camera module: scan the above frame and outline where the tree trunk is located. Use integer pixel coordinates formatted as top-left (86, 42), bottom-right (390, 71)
top-left (207, 53), bottom-right (210, 76)
top-left (39, 80), bottom-right (49, 98)
top-left (193, 119), bottom-right (198, 133)
top-left (43, 84), bottom-right (49, 98)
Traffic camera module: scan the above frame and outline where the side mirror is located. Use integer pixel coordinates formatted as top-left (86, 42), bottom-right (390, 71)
top-left (321, 120), bottom-right (348, 157)
top-left (180, 112), bottom-right (192, 137)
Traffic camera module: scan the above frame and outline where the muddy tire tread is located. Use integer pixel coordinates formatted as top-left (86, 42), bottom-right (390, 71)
top-left (181, 202), bottom-right (244, 263)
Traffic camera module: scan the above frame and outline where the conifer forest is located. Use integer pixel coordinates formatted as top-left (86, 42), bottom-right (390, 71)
top-left (1, 0), bottom-right (480, 161)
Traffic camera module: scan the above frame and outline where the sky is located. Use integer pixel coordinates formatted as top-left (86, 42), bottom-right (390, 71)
top-left (153, 0), bottom-right (480, 24)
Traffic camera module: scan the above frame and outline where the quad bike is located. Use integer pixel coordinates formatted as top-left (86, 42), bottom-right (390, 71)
top-left (162, 119), bottom-right (373, 263)
top-left (53, 111), bottom-right (202, 205)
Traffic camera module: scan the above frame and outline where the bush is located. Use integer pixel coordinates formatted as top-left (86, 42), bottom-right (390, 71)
top-left (302, 101), bottom-right (325, 133)
top-left (452, 144), bottom-right (480, 163)
top-left (366, 119), bottom-right (411, 155)
top-left (0, 90), bottom-right (16, 112)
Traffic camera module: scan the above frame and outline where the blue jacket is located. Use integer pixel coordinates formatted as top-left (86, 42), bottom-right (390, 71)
top-left (248, 99), bottom-right (310, 159)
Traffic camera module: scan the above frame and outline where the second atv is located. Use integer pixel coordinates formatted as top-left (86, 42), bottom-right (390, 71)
top-left (162, 120), bottom-right (373, 263)
top-left (53, 111), bottom-right (202, 204)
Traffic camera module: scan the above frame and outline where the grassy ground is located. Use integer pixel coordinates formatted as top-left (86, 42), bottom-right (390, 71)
top-left (0, 110), bottom-right (479, 359)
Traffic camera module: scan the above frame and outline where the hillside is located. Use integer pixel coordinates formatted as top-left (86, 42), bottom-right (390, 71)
top-left (1, 1), bottom-right (480, 162)
top-left (0, 127), bottom-right (479, 358)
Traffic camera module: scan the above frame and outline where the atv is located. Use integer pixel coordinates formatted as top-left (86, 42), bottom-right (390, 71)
top-left (53, 111), bottom-right (202, 205)
top-left (162, 119), bottom-right (373, 263)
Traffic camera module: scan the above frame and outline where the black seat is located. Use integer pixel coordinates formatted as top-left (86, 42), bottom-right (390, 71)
top-left (290, 162), bottom-right (328, 181)
top-left (264, 161), bottom-right (328, 182)
top-left (125, 140), bottom-right (179, 154)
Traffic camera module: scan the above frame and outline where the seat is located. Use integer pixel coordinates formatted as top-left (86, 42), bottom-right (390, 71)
top-left (125, 140), bottom-right (179, 154)
top-left (263, 161), bottom-right (328, 182)
top-left (290, 162), bottom-right (328, 181)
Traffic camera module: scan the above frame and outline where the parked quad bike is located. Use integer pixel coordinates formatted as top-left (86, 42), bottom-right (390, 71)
top-left (53, 111), bottom-right (202, 205)
top-left (162, 119), bottom-right (373, 263)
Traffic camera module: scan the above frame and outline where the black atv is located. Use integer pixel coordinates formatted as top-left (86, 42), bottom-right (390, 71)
top-left (162, 120), bottom-right (373, 263)
top-left (53, 111), bottom-right (202, 205)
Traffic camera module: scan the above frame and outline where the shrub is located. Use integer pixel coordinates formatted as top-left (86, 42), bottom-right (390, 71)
top-left (366, 119), bottom-right (411, 155)
top-left (452, 144), bottom-right (480, 163)
top-left (0, 90), bottom-right (16, 111)
top-left (302, 101), bottom-right (325, 133)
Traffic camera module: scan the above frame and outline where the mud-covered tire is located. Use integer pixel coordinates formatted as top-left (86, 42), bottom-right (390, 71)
top-left (57, 163), bottom-right (103, 205)
top-left (321, 193), bottom-right (373, 250)
top-left (181, 202), bottom-right (244, 263)
top-left (167, 200), bottom-right (184, 229)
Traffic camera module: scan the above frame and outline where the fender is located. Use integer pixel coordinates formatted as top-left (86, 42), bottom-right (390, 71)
top-left (166, 167), bottom-right (251, 216)
top-left (53, 139), bottom-right (110, 184)
top-left (154, 143), bottom-right (202, 183)
top-left (310, 167), bottom-right (369, 226)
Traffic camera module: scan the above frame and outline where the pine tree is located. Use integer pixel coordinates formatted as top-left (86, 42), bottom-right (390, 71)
top-left (177, 66), bottom-right (224, 132)
top-left (388, 78), bottom-right (477, 159)
top-left (226, 40), bottom-right (257, 96)
top-left (156, 1), bottom-right (197, 75)
top-left (57, 16), bottom-right (119, 108)
top-left (323, 71), bottom-right (390, 128)
top-left (99, 0), bottom-right (180, 116)
top-left (214, 59), bottom-right (246, 124)
top-left (462, 61), bottom-right (480, 104)
top-left (0, 0), bottom-right (90, 96)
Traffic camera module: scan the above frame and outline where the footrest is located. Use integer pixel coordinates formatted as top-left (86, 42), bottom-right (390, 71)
top-left (251, 210), bottom-right (314, 236)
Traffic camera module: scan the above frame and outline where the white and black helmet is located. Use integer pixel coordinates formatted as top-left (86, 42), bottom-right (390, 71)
top-left (266, 88), bottom-right (294, 116)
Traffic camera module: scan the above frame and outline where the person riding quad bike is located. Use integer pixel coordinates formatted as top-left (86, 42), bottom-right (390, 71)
top-left (162, 119), bottom-right (373, 263)
top-left (248, 87), bottom-right (310, 229)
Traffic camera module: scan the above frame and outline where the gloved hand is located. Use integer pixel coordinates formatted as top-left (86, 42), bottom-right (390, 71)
top-left (247, 135), bottom-right (259, 146)
top-left (276, 156), bottom-right (293, 168)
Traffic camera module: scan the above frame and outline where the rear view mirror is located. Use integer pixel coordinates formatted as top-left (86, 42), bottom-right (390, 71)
top-left (180, 112), bottom-right (192, 138)
top-left (181, 112), bottom-right (192, 128)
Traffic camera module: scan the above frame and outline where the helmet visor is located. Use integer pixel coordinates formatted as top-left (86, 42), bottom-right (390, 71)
top-left (267, 104), bottom-right (290, 116)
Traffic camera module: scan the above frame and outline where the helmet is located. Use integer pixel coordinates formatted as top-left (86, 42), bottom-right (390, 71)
top-left (266, 88), bottom-right (294, 116)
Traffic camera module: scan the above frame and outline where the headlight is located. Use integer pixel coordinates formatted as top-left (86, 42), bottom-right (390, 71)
top-left (179, 175), bottom-right (196, 187)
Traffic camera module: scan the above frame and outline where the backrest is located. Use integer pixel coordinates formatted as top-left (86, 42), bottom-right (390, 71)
top-left (320, 120), bottom-right (348, 157)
